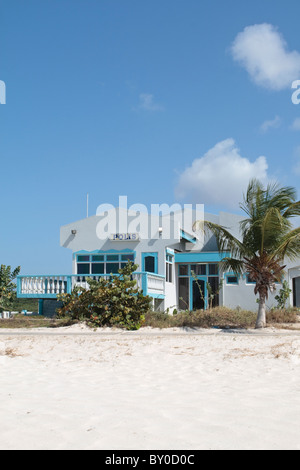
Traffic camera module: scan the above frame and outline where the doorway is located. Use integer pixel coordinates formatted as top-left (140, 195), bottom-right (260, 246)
top-left (293, 277), bottom-right (300, 307)
top-left (192, 278), bottom-right (206, 310)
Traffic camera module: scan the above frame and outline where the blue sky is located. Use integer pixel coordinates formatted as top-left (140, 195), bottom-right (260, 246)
top-left (1, 0), bottom-right (300, 274)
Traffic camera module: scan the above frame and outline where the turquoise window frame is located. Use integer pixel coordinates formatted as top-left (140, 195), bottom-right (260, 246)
top-left (77, 255), bottom-right (90, 262)
top-left (178, 264), bottom-right (189, 276)
top-left (225, 273), bottom-right (239, 285)
top-left (91, 255), bottom-right (104, 262)
top-left (141, 252), bottom-right (158, 274)
top-left (190, 275), bottom-right (207, 310)
top-left (166, 251), bottom-right (174, 283)
top-left (177, 263), bottom-right (220, 310)
top-left (245, 273), bottom-right (256, 284)
top-left (75, 250), bottom-right (136, 275)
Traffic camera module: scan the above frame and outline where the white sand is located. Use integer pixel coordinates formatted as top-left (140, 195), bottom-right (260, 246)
top-left (0, 325), bottom-right (300, 450)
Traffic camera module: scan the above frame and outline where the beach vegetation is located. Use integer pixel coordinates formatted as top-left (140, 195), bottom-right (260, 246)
top-left (57, 262), bottom-right (152, 330)
top-left (195, 179), bottom-right (300, 328)
top-left (0, 306), bottom-right (298, 330)
top-left (275, 280), bottom-right (292, 309)
top-left (0, 264), bottom-right (21, 312)
top-left (144, 306), bottom-right (298, 330)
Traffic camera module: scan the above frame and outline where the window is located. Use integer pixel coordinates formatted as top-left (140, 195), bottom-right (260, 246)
top-left (106, 262), bottom-right (120, 274)
top-left (91, 263), bottom-right (104, 274)
top-left (107, 254), bottom-right (118, 261)
top-left (121, 254), bottom-right (134, 262)
top-left (77, 255), bottom-right (90, 262)
top-left (208, 264), bottom-right (219, 275)
top-left (226, 275), bottom-right (239, 285)
top-left (92, 255), bottom-right (104, 262)
top-left (76, 252), bottom-right (135, 275)
top-left (166, 253), bottom-right (173, 283)
top-left (191, 264), bottom-right (206, 276)
top-left (144, 256), bottom-right (155, 273)
top-left (77, 263), bottom-right (90, 275)
top-left (142, 253), bottom-right (158, 274)
top-left (207, 277), bottom-right (220, 307)
top-left (246, 274), bottom-right (256, 284)
top-left (179, 278), bottom-right (189, 310)
top-left (178, 265), bottom-right (189, 276)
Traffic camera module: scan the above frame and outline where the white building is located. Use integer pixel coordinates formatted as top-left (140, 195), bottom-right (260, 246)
top-left (17, 207), bottom-right (300, 315)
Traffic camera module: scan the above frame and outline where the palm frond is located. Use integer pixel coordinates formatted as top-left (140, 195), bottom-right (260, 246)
top-left (282, 201), bottom-right (300, 219)
top-left (203, 221), bottom-right (245, 258)
top-left (218, 257), bottom-right (244, 276)
top-left (259, 206), bottom-right (291, 253)
top-left (273, 226), bottom-right (300, 261)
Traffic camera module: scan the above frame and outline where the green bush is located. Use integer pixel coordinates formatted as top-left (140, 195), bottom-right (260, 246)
top-left (57, 262), bottom-right (152, 330)
top-left (0, 265), bottom-right (20, 312)
top-left (275, 281), bottom-right (292, 309)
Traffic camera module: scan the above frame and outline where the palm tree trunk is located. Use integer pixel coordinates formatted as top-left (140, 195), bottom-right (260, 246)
top-left (255, 296), bottom-right (266, 329)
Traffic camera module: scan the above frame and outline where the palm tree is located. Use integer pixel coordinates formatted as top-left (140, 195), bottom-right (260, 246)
top-left (201, 179), bottom-right (300, 328)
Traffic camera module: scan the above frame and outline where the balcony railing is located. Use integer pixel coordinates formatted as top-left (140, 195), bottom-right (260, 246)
top-left (17, 272), bottom-right (165, 300)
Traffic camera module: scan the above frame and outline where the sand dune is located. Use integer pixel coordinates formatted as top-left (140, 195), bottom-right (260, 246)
top-left (0, 325), bottom-right (299, 450)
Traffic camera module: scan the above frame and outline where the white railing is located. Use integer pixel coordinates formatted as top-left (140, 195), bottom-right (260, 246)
top-left (17, 272), bottom-right (165, 298)
top-left (72, 275), bottom-right (112, 291)
top-left (147, 273), bottom-right (165, 296)
top-left (19, 276), bottom-right (69, 296)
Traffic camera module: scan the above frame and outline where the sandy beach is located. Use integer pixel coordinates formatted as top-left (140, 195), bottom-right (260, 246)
top-left (0, 324), bottom-right (300, 450)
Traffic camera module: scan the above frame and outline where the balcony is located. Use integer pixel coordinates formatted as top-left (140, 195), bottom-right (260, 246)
top-left (17, 272), bottom-right (165, 300)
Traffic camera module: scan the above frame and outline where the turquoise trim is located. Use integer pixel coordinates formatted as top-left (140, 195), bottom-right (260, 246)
top-left (38, 299), bottom-right (44, 315)
top-left (225, 272), bottom-right (239, 285)
top-left (18, 274), bottom-right (73, 278)
top-left (141, 273), bottom-right (148, 295)
top-left (73, 249), bottom-right (135, 260)
top-left (17, 277), bottom-right (21, 296)
top-left (149, 293), bottom-right (165, 299)
top-left (17, 272), bottom-right (166, 299)
top-left (243, 273), bottom-right (255, 284)
top-left (141, 252), bottom-right (158, 274)
top-left (135, 272), bottom-right (165, 279)
top-left (67, 276), bottom-right (72, 293)
top-left (190, 275), bottom-right (207, 310)
top-left (180, 230), bottom-right (197, 244)
top-left (175, 251), bottom-right (229, 263)
top-left (178, 262), bottom-right (220, 310)
top-left (20, 293), bottom-right (59, 299)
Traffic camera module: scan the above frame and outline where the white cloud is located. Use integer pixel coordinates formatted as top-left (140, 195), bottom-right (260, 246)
top-left (137, 93), bottom-right (164, 111)
top-left (260, 115), bottom-right (281, 133)
top-left (291, 117), bottom-right (300, 131)
top-left (175, 139), bottom-right (269, 210)
top-left (231, 24), bottom-right (300, 90)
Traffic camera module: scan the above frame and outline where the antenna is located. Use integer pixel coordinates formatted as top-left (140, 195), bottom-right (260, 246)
top-left (86, 193), bottom-right (89, 218)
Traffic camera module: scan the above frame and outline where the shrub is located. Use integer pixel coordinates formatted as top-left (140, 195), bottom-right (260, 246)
top-left (275, 281), bottom-right (292, 309)
top-left (266, 308), bottom-right (298, 324)
top-left (144, 307), bottom-right (257, 329)
top-left (0, 265), bottom-right (21, 312)
top-left (144, 306), bottom-right (298, 329)
top-left (57, 262), bottom-right (152, 330)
